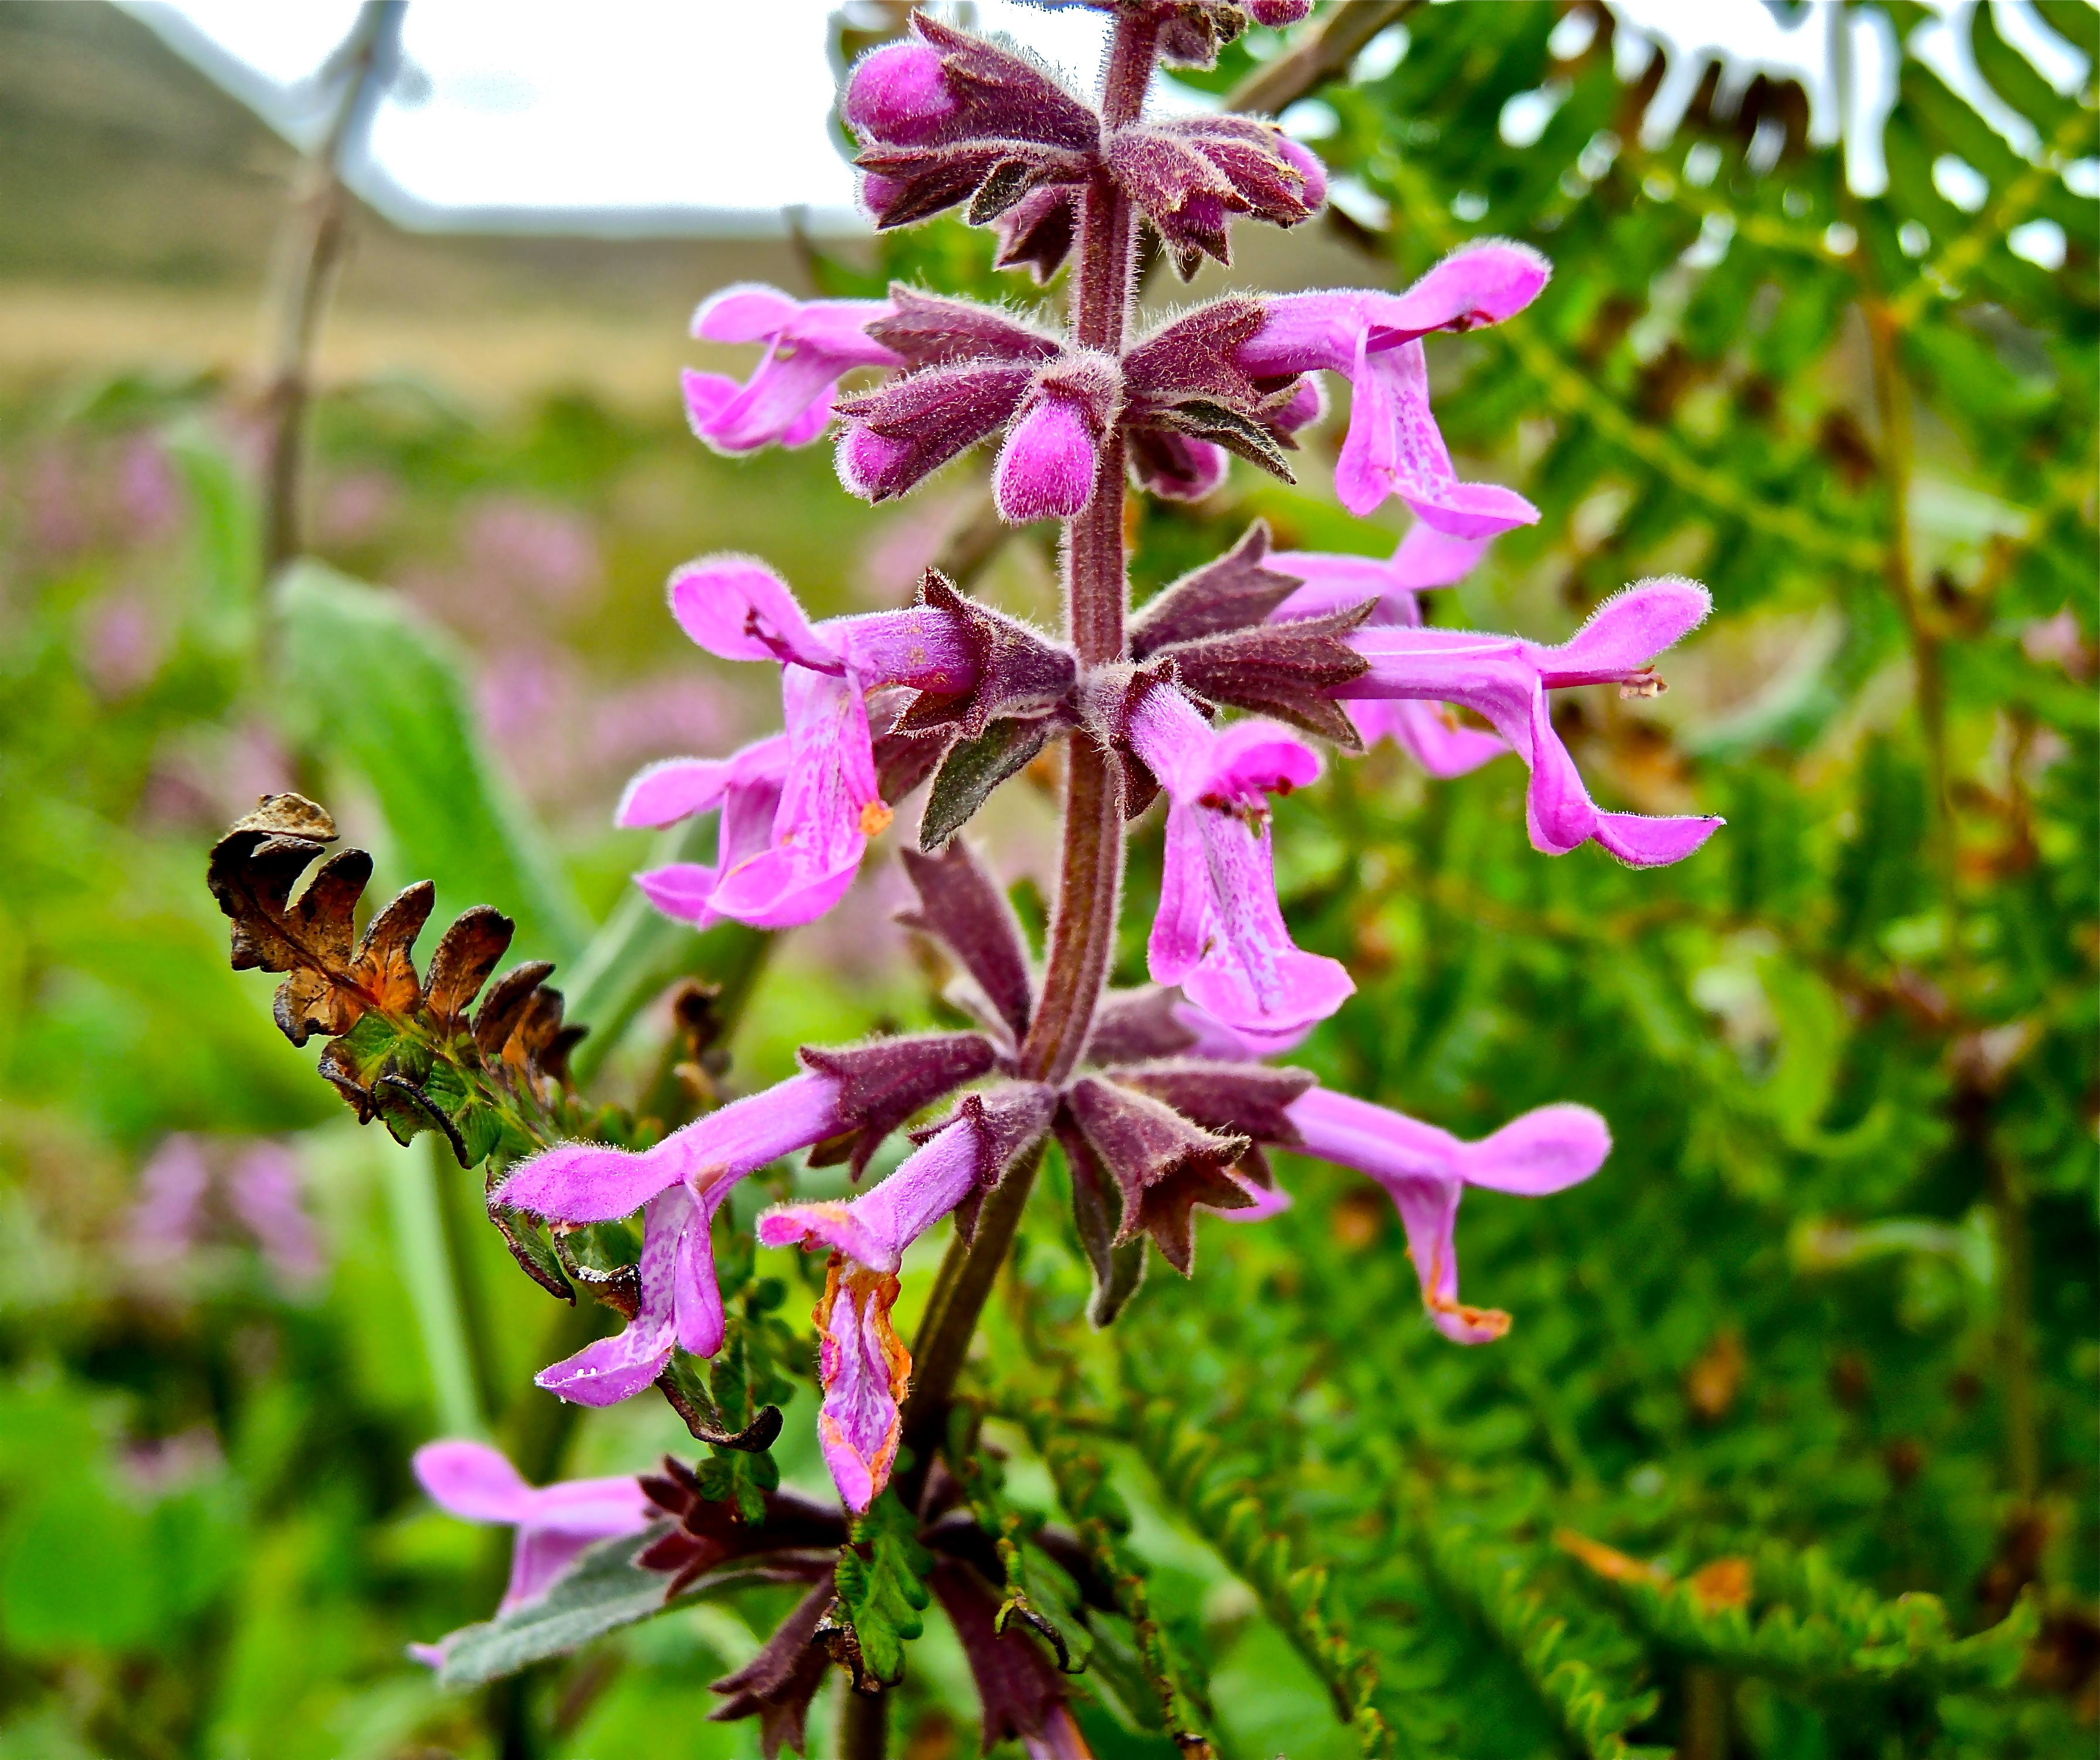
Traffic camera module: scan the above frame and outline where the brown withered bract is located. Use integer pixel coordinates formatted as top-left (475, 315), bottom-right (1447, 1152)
top-left (207, 794), bottom-right (579, 1164)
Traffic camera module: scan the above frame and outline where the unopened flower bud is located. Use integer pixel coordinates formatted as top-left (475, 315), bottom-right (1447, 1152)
top-left (836, 424), bottom-right (916, 500)
top-left (1272, 373), bottom-right (1326, 438)
top-left (843, 38), bottom-right (957, 145)
top-left (1249, 0), bottom-right (1313, 25)
top-left (858, 170), bottom-right (904, 219)
top-left (1278, 135), bottom-right (1327, 210)
top-left (994, 395), bottom-right (1098, 523)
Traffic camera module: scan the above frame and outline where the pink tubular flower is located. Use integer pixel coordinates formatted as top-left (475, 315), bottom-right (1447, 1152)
top-left (1236, 242), bottom-right (1550, 530)
top-left (494, 1072), bottom-right (850, 1403)
top-left (683, 285), bottom-right (901, 455)
top-left (621, 556), bottom-right (978, 929)
top-left (620, 735), bottom-right (791, 932)
top-left (758, 1087), bottom-right (1053, 1509)
top-left (1285, 1090), bottom-right (1610, 1342)
top-left (1340, 578), bottom-right (1724, 867)
top-left (1271, 524), bottom-right (1508, 777)
top-left (759, 1122), bottom-right (980, 1512)
top-left (411, 1441), bottom-right (655, 1617)
top-left (1123, 683), bottom-right (1355, 1040)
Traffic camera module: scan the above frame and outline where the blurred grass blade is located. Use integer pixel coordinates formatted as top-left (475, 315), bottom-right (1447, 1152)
top-left (163, 418), bottom-right (260, 655)
top-left (378, 1141), bottom-right (486, 1441)
top-left (272, 561), bottom-right (588, 966)
top-left (562, 816), bottom-right (769, 1083)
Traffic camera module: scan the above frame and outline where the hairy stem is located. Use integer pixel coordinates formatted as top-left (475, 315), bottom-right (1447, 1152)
top-left (888, 0), bottom-right (1157, 1647)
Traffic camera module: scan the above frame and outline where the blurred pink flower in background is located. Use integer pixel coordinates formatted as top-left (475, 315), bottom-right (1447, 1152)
top-left (227, 1142), bottom-right (323, 1287)
top-left (26, 445), bottom-right (92, 557)
top-left (128, 1135), bottom-right (212, 1268)
top-left (120, 436), bottom-right (181, 540)
top-left (140, 719), bottom-right (297, 833)
top-left (475, 647), bottom-right (741, 817)
top-left (83, 590), bottom-right (165, 698)
top-left (122, 1426), bottom-right (225, 1494)
top-left (860, 488), bottom-right (973, 601)
top-left (127, 1134), bottom-right (324, 1291)
top-left (408, 495), bottom-right (601, 641)
top-left (316, 470), bottom-right (401, 547)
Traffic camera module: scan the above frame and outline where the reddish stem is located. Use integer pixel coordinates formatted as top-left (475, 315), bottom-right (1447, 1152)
top-left (897, 8), bottom-right (1156, 1491)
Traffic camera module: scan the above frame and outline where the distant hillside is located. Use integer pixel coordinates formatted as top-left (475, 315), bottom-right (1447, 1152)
top-left (0, 0), bottom-right (296, 284)
top-left (0, 1), bottom-right (811, 398)
top-left (0, 1), bottom-right (1369, 401)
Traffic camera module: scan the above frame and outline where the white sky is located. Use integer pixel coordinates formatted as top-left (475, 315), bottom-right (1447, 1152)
top-left (125, 0), bottom-right (2091, 233)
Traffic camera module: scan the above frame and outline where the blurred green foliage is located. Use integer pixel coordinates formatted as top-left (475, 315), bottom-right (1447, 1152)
top-left (0, 2), bottom-right (2092, 1757)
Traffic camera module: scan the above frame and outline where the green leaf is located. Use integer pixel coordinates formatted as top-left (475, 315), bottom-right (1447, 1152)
top-left (834, 1490), bottom-right (932, 1688)
top-left (1150, 398), bottom-right (1297, 481)
top-left (919, 717), bottom-right (1051, 851)
top-left (272, 562), bottom-right (588, 966)
top-left (433, 1524), bottom-right (680, 1688)
top-left (164, 418), bottom-right (262, 655)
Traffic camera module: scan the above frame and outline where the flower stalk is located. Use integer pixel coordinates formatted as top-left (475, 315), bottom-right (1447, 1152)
top-left (899, 4), bottom-right (1156, 1458)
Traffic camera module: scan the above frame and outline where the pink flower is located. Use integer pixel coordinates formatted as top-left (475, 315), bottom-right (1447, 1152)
top-left (1271, 524), bottom-right (1508, 777)
top-left (1285, 1091), bottom-right (1610, 1342)
top-left (1236, 242), bottom-right (1550, 530)
top-left (1340, 578), bottom-right (1723, 866)
top-left (758, 1087), bottom-right (1054, 1509)
top-left (411, 1441), bottom-right (654, 1617)
top-left (760, 1119), bottom-right (984, 1512)
top-left (683, 285), bottom-right (900, 455)
top-left (620, 556), bottom-right (978, 929)
top-left (1123, 683), bottom-right (1355, 1041)
top-left (495, 1073), bottom-right (851, 1402)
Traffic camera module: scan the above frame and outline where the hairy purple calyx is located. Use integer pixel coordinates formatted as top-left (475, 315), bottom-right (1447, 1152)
top-left (896, 840), bottom-right (1038, 1047)
top-left (1108, 115), bottom-right (1324, 280)
top-left (847, 15), bottom-right (1100, 262)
